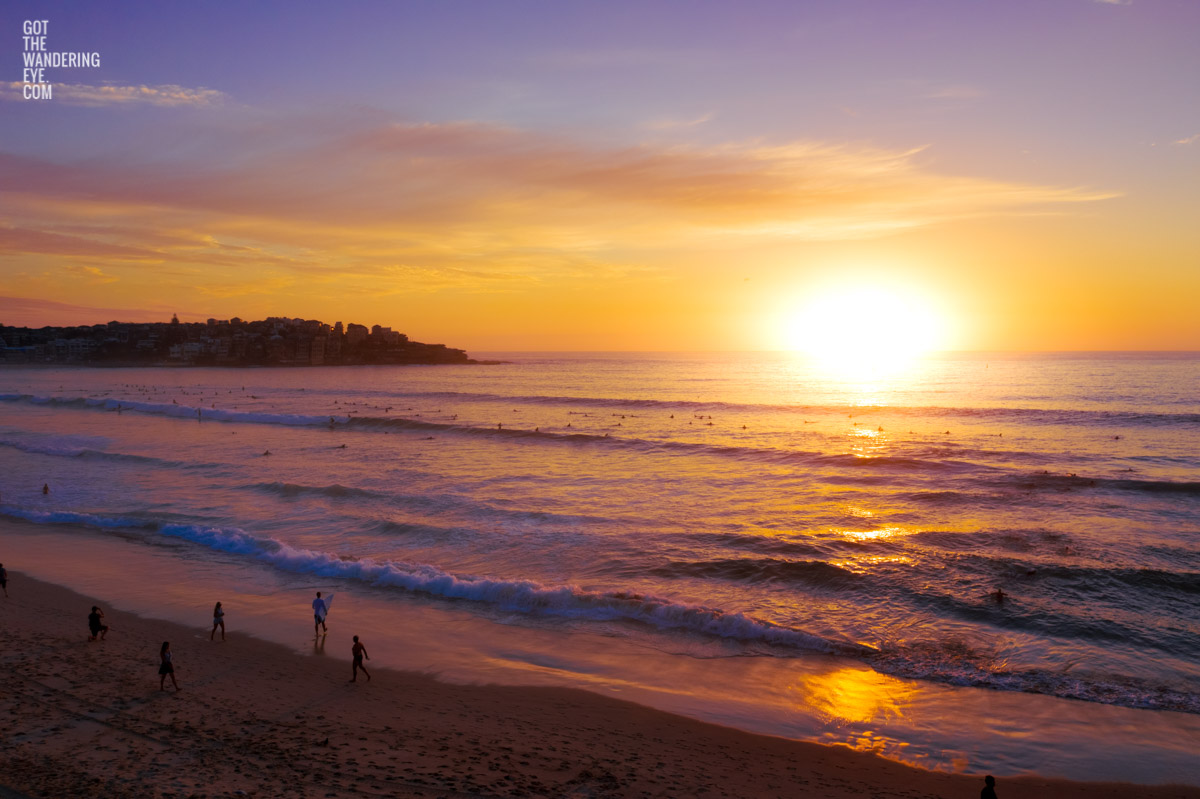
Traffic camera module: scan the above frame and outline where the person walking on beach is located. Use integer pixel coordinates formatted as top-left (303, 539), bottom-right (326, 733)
top-left (981, 774), bottom-right (998, 799)
top-left (210, 601), bottom-right (225, 641)
top-left (42, 483), bottom-right (49, 495)
top-left (0, 563), bottom-right (8, 597)
top-left (87, 606), bottom-right (108, 641)
top-left (159, 641), bottom-right (180, 691)
top-left (313, 591), bottom-right (328, 635)
top-left (351, 635), bottom-right (371, 682)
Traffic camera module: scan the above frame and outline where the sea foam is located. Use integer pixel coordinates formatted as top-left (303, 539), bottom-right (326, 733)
top-left (0, 506), bottom-right (860, 656)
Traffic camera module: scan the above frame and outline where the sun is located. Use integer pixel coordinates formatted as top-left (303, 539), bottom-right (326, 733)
top-left (784, 285), bottom-right (943, 378)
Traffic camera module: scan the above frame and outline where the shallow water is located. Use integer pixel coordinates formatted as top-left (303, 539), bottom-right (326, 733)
top-left (2, 353), bottom-right (1198, 781)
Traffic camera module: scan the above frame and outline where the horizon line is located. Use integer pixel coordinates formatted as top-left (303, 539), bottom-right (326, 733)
top-left (467, 349), bottom-right (1200, 354)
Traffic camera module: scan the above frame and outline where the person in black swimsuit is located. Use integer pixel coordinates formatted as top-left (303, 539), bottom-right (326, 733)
top-left (351, 635), bottom-right (371, 682)
top-left (88, 606), bottom-right (108, 641)
top-left (159, 641), bottom-right (180, 692)
top-left (210, 601), bottom-right (225, 641)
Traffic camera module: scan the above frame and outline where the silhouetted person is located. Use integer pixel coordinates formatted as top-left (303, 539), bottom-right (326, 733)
top-left (210, 601), bottom-right (225, 641)
top-left (351, 635), bottom-right (371, 682)
top-left (313, 591), bottom-right (328, 635)
top-left (88, 606), bottom-right (108, 641)
top-left (159, 641), bottom-right (180, 691)
top-left (42, 483), bottom-right (49, 495)
top-left (992, 588), bottom-right (1006, 604)
top-left (981, 774), bottom-right (998, 799)
top-left (0, 563), bottom-right (7, 597)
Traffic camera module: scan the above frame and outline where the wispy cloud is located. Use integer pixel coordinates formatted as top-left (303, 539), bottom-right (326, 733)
top-left (1174, 134), bottom-right (1199, 145)
top-left (0, 113), bottom-right (1117, 302)
top-left (924, 85), bottom-right (985, 100)
top-left (645, 112), bottom-right (716, 131)
top-left (530, 48), bottom-right (704, 70)
top-left (0, 82), bottom-right (226, 107)
top-left (0, 225), bottom-right (161, 259)
top-left (0, 295), bottom-right (193, 326)
top-left (65, 265), bottom-right (120, 283)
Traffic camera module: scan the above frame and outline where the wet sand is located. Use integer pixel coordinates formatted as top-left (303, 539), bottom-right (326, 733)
top-left (2, 570), bottom-right (1197, 799)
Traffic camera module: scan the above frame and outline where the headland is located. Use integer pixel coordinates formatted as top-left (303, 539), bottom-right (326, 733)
top-left (0, 315), bottom-right (485, 367)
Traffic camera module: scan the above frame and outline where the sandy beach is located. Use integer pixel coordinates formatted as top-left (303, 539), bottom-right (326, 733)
top-left (0, 570), bottom-right (1195, 799)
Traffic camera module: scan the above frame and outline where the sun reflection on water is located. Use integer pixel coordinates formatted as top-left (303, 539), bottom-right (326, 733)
top-left (831, 554), bottom-right (914, 574)
top-left (791, 665), bottom-right (916, 726)
top-left (846, 425), bottom-right (891, 459)
top-left (831, 525), bottom-right (912, 542)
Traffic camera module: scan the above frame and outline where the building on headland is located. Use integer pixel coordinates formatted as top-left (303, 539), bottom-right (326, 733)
top-left (0, 316), bottom-right (474, 366)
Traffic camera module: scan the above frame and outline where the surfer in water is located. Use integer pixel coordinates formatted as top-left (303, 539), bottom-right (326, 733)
top-left (350, 635), bottom-right (371, 682)
top-left (313, 591), bottom-right (329, 635)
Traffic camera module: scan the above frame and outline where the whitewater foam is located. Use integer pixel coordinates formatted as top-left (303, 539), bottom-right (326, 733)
top-left (0, 506), bottom-right (858, 656)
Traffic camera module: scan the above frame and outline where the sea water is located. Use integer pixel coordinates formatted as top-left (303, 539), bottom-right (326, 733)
top-left (1, 352), bottom-right (1198, 782)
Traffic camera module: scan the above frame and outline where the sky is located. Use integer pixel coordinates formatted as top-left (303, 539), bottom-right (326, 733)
top-left (2, 0), bottom-right (1198, 352)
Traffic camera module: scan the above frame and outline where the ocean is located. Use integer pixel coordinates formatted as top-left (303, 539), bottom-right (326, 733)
top-left (2, 352), bottom-right (1198, 782)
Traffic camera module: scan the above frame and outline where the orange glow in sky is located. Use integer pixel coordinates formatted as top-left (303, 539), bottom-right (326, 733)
top-left (2, 3), bottom-right (1198, 351)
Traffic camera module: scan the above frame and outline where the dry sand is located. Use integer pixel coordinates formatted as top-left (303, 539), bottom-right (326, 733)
top-left (2, 571), bottom-right (1197, 799)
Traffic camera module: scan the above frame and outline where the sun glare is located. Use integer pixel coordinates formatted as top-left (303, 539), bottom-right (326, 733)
top-left (785, 285), bottom-right (942, 378)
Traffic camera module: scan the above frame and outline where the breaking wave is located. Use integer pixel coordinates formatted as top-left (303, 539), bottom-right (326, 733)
top-left (0, 506), bottom-right (862, 657)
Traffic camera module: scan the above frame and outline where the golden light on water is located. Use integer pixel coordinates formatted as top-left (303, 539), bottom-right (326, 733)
top-left (831, 554), bottom-right (914, 574)
top-left (792, 666), bottom-right (915, 726)
top-left (785, 285), bottom-right (944, 379)
top-left (832, 525), bottom-right (912, 543)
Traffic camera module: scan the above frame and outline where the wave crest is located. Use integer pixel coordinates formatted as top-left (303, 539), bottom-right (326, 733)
top-left (0, 507), bottom-right (862, 656)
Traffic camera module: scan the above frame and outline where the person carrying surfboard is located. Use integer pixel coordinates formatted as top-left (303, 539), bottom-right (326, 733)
top-left (312, 591), bottom-right (329, 635)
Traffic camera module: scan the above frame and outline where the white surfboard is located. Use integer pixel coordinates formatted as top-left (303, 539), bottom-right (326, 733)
top-left (312, 592), bottom-right (334, 620)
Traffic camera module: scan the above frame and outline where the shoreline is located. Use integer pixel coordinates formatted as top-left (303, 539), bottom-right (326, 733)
top-left (2, 571), bottom-right (1196, 798)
